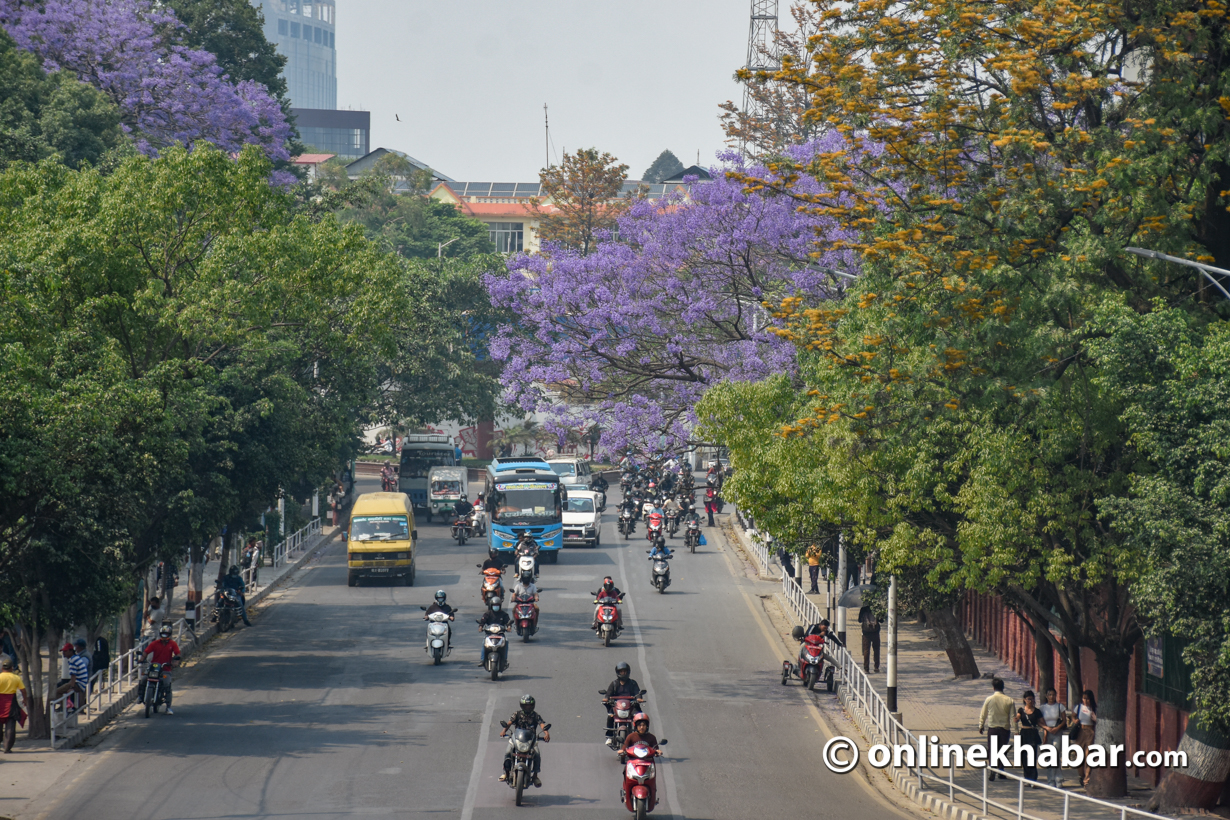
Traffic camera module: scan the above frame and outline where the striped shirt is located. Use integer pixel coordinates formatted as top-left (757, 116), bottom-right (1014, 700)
top-left (67, 653), bottom-right (89, 689)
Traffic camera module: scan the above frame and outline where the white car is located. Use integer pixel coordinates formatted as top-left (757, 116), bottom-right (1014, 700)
top-left (562, 490), bottom-right (602, 547)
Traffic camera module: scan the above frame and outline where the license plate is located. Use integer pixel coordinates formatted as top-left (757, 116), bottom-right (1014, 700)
top-left (371, 568), bottom-right (389, 573)
top-left (565, 534), bottom-right (582, 539)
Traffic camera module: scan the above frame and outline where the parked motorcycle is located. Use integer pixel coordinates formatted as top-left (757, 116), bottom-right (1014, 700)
top-left (478, 565), bottom-right (505, 605)
top-left (601, 688), bottom-right (647, 752)
top-left (143, 661), bottom-right (171, 718)
top-left (212, 581), bottom-right (242, 633)
top-left (480, 621), bottom-right (510, 680)
top-left (513, 594), bottom-right (538, 642)
top-left (648, 550), bottom-right (671, 593)
top-left (452, 517), bottom-right (472, 546)
top-left (500, 720), bottom-right (551, 806)
top-left (420, 607), bottom-right (454, 664)
top-left (592, 592), bottom-right (625, 647)
top-left (621, 739), bottom-right (668, 819)
top-left (781, 625), bottom-right (835, 691)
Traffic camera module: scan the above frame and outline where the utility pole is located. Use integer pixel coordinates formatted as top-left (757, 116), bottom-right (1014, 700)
top-left (836, 532), bottom-right (847, 645)
top-left (887, 574), bottom-right (899, 718)
top-left (544, 104), bottom-right (550, 169)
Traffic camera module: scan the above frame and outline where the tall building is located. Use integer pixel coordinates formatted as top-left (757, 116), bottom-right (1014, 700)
top-left (294, 108), bottom-right (369, 159)
top-left (255, 0), bottom-right (337, 110)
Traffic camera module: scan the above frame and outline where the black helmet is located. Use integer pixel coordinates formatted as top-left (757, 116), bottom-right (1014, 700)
top-left (158, 624), bottom-right (172, 638)
top-left (616, 662), bottom-right (630, 678)
top-left (435, 590), bottom-right (447, 604)
top-left (602, 576), bottom-right (615, 590)
top-left (228, 565), bottom-right (240, 576)
top-left (520, 694), bottom-right (535, 712)
top-left (490, 596), bottom-right (503, 611)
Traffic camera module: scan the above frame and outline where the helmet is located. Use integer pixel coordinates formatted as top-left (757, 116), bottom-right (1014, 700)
top-left (228, 565), bottom-right (241, 576)
top-left (158, 625), bottom-right (172, 638)
top-left (632, 712), bottom-right (650, 730)
top-left (648, 482), bottom-right (656, 489)
top-left (520, 694), bottom-right (535, 712)
top-left (435, 590), bottom-right (447, 604)
top-left (490, 596), bottom-right (503, 611)
top-left (602, 577), bottom-right (615, 590)
top-left (615, 662), bottom-right (630, 678)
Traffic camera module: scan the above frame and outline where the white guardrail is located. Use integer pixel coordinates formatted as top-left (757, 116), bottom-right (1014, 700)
top-left (48, 517), bottom-right (322, 746)
top-left (777, 572), bottom-right (1166, 820)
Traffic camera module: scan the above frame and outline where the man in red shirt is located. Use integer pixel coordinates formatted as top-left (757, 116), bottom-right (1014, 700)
top-left (142, 625), bottom-right (181, 714)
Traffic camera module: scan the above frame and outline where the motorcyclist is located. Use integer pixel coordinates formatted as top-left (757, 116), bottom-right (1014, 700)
top-left (424, 589), bottom-right (455, 618)
top-left (603, 661), bottom-right (644, 745)
top-left (141, 625), bottom-right (181, 714)
top-left (221, 565), bottom-right (252, 626)
top-left (500, 694), bottom-right (550, 786)
top-left (592, 473), bottom-right (609, 495)
top-left (511, 575), bottom-right (539, 617)
top-left (481, 554), bottom-right (504, 572)
top-left (515, 531), bottom-right (540, 576)
top-left (622, 713), bottom-right (660, 754)
top-left (380, 462), bottom-right (394, 491)
top-left (649, 541), bottom-right (673, 560)
top-left (477, 597), bottom-right (512, 668)
top-left (453, 496), bottom-right (474, 521)
top-left (591, 577), bottom-right (624, 631)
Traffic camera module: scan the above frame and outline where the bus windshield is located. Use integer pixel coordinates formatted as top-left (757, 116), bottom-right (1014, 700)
top-left (491, 481), bottom-right (561, 525)
top-left (350, 515), bottom-right (410, 541)
top-left (400, 448), bottom-right (455, 478)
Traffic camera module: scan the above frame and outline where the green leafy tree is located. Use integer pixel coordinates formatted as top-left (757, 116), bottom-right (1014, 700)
top-left (164, 0), bottom-right (289, 102)
top-left (641, 150), bottom-right (684, 183)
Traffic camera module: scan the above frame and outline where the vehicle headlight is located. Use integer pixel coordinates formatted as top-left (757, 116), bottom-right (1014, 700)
top-left (616, 708), bottom-right (630, 718)
top-left (515, 739), bottom-right (533, 753)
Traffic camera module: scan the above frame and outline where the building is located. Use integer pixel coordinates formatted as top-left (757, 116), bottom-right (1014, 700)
top-left (255, 0), bottom-right (336, 110)
top-left (292, 152), bottom-right (335, 182)
top-left (293, 108), bottom-right (370, 159)
top-left (344, 148), bottom-right (453, 182)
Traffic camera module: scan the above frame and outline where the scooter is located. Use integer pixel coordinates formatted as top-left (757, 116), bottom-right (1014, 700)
top-left (516, 553), bottom-right (537, 585)
top-left (470, 503), bottom-right (486, 536)
top-left (513, 594), bottom-right (538, 642)
top-left (601, 688), bottom-right (646, 752)
top-left (420, 607), bottom-right (454, 664)
top-left (500, 720), bottom-right (551, 806)
top-left (478, 566), bottom-right (505, 605)
top-left (781, 625), bottom-right (835, 691)
top-left (648, 549), bottom-right (671, 593)
top-left (621, 739), bottom-right (668, 819)
top-left (592, 592), bottom-right (625, 647)
top-left (142, 661), bottom-right (172, 718)
top-left (452, 517), bottom-right (472, 545)
top-left (480, 621), bottom-right (510, 680)
top-left (645, 514), bottom-right (664, 544)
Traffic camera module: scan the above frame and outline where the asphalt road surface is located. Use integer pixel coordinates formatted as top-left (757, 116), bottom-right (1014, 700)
top-left (28, 476), bottom-right (914, 820)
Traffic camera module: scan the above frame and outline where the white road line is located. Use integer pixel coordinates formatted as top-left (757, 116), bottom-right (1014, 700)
top-left (615, 529), bottom-right (684, 819)
top-left (460, 687), bottom-right (498, 820)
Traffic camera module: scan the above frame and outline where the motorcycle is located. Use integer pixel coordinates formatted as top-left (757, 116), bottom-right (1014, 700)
top-left (451, 517), bottom-right (472, 545)
top-left (592, 592), bottom-right (625, 646)
top-left (619, 507), bottom-right (636, 539)
top-left (665, 510), bottom-right (679, 538)
top-left (516, 553), bottom-right (537, 585)
top-left (646, 514), bottom-right (665, 546)
top-left (648, 550), bottom-right (671, 593)
top-left (478, 566), bottom-right (505, 605)
top-left (420, 607), bottom-right (454, 664)
top-left (142, 661), bottom-right (172, 718)
top-left (684, 518), bottom-right (701, 553)
top-left (781, 625), bottom-right (835, 691)
top-left (212, 581), bottom-right (242, 633)
top-left (500, 720), bottom-right (551, 806)
top-left (480, 621), bottom-right (510, 680)
top-left (621, 739), bottom-right (668, 819)
top-left (470, 503), bottom-right (486, 536)
top-left (513, 594), bottom-right (538, 642)
top-left (601, 688), bottom-right (646, 752)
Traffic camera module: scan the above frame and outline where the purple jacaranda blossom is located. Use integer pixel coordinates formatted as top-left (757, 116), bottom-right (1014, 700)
top-left (486, 136), bottom-right (861, 458)
top-left (0, 0), bottom-right (291, 164)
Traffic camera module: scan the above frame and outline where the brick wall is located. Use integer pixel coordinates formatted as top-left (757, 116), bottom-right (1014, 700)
top-left (960, 591), bottom-right (1188, 785)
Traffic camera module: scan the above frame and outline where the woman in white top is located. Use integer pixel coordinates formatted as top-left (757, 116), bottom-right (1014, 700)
top-left (1037, 687), bottom-right (1068, 787)
top-left (1072, 690), bottom-right (1098, 787)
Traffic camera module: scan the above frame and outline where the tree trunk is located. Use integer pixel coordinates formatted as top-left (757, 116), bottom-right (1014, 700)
top-left (1034, 622), bottom-right (1054, 694)
top-left (14, 622), bottom-right (48, 739)
top-left (1062, 637), bottom-right (1083, 709)
top-left (926, 605), bottom-right (980, 678)
top-left (117, 600), bottom-right (138, 654)
top-left (1086, 649), bottom-right (1131, 798)
top-left (1147, 717), bottom-right (1230, 812)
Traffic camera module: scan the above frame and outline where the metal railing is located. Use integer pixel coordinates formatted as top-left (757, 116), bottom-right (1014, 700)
top-left (777, 572), bottom-right (1166, 820)
top-left (243, 517), bottom-right (322, 593)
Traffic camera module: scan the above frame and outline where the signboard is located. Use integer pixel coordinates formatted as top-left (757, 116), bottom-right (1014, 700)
top-left (496, 482), bottom-right (557, 492)
top-left (1146, 637), bottom-right (1164, 679)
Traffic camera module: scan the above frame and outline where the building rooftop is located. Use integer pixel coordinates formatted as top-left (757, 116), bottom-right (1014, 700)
top-left (293, 153), bottom-right (337, 164)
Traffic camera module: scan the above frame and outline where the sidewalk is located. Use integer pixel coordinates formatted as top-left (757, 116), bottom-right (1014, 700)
top-left (803, 586), bottom-right (1167, 820)
top-left (0, 525), bottom-right (339, 820)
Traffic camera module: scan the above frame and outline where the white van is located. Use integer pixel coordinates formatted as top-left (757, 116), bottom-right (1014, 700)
top-left (547, 457), bottom-right (592, 490)
top-left (562, 490), bottom-right (602, 547)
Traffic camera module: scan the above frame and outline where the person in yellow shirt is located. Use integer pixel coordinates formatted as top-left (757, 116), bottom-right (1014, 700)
top-left (805, 544), bottom-right (823, 594)
top-left (978, 678), bottom-right (1016, 780)
top-left (0, 655), bottom-right (27, 754)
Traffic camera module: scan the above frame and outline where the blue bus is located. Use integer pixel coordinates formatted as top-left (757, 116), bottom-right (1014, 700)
top-left (483, 457), bottom-right (564, 563)
top-left (399, 434), bottom-right (457, 523)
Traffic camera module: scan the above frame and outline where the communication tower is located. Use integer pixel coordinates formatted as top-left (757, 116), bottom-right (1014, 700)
top-left (742, 0), bottom-right (780, 124)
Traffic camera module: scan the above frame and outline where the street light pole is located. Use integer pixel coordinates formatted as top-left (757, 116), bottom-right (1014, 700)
top-left (438, 236), bottom-right (460, 258)
top-left (836, 533), bottom-right (847, 645)
top-left (1124, 247), bottom-right (1230, 300)
top-left (887, 573), bottom-right (899, 717)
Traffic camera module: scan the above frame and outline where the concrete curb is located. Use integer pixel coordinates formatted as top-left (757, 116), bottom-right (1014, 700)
top-left (55, 529), bottom-right (338, 749)
top-left (891, 768), bottom-right (988, 820)
top-left (722, 516), bottom-right (780, 581)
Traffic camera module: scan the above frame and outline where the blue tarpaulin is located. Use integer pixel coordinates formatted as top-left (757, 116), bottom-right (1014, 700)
top-left (698, 533), bottom-right (707, 545)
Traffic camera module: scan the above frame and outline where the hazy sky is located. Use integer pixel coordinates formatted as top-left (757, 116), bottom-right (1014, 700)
top-left (335, 0), bottom-right (749, 181)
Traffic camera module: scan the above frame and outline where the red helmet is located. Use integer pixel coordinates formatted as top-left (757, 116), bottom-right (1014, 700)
top-left (632, 712), bottom-right (649, 730)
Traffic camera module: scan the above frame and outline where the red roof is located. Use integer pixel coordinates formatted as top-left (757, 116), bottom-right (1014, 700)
top-left (293, 153), bottom-right (336, 164)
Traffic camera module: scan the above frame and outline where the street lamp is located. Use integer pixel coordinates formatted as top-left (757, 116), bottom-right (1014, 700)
top-left (1124, 247), bottom-right (1230, 301)
top-left (438, 237), bottom-right (460, 258)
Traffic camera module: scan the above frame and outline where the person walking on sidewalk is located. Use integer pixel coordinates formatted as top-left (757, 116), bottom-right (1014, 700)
top-left (0, 655), bottom-right (27, 753)
top-left (857, 605), bottom-right (881, 673)
top-left (1038, 687), bottom-right (1068, 787)
top-left (1013, 690), bottom-right (1043, 782)
top-left (704, 486), bottom-right (717, 527)
top-left (1072, 690), bottom-right (1097, 787)
top-left (978, 678), bottom-right (1015, 780)
top-left (805, 545), bottom-right (823, 593)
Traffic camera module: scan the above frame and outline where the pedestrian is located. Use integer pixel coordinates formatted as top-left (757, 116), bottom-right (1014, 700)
top-left (704, 486), bottom-right (716, 527)
top-left (1072, 689), bottom-right (1097, 787)
top-left (53, 639), bottom-right (90, 706)
top-left (1014, 690), bottom-right (1042, 782)
top-left (776, 544), bottom-right (795, 579)
top-left (90, 635), bottom-right (110, 681)
top-left (805, 544), bottom-right (823, 593)
top-left (978, 677), bottom-right (1015, 780)
top-left (143, 596), bottom-right (167, 642)
top-left (857, 604), bottom-right (881, 673)
top-left (0, 655), bottom-right (26, 753)
top-left (1038, 687), bottom-right (1068, 787)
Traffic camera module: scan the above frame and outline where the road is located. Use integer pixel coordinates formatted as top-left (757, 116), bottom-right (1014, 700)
top-left (24, 476), bottom-right (914, 820)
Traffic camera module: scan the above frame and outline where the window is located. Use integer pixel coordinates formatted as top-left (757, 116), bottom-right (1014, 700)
top-left (566, 497), bottom-right (595, 513)
top-left (290, 21), bottom-right (300, 37)
top-left (1142, 635), bottom-right (1193, 709)
top-left (329, 31), bottom-right (335, 48)
top-left (278, 18), bottom-right (288, 34)
top-left (302, 2), bottom-right (313, 16)
top-left (350, 515), bottom-right (410, 542)
top-left (488, 222), bottom-right (524, 254)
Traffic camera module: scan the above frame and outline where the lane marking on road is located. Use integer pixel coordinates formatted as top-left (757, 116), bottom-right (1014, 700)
top-left (615, 527), bottom-right (684, 820)
top-left (460, 686), bottom-right (498, 820)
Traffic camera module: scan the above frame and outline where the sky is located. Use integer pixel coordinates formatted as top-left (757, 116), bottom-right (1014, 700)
top-left (335, 0), bottom-right (750, 182)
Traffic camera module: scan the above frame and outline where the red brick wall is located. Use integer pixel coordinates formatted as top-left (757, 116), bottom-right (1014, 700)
top-left (960, 592), bottom-right (1188, 785)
